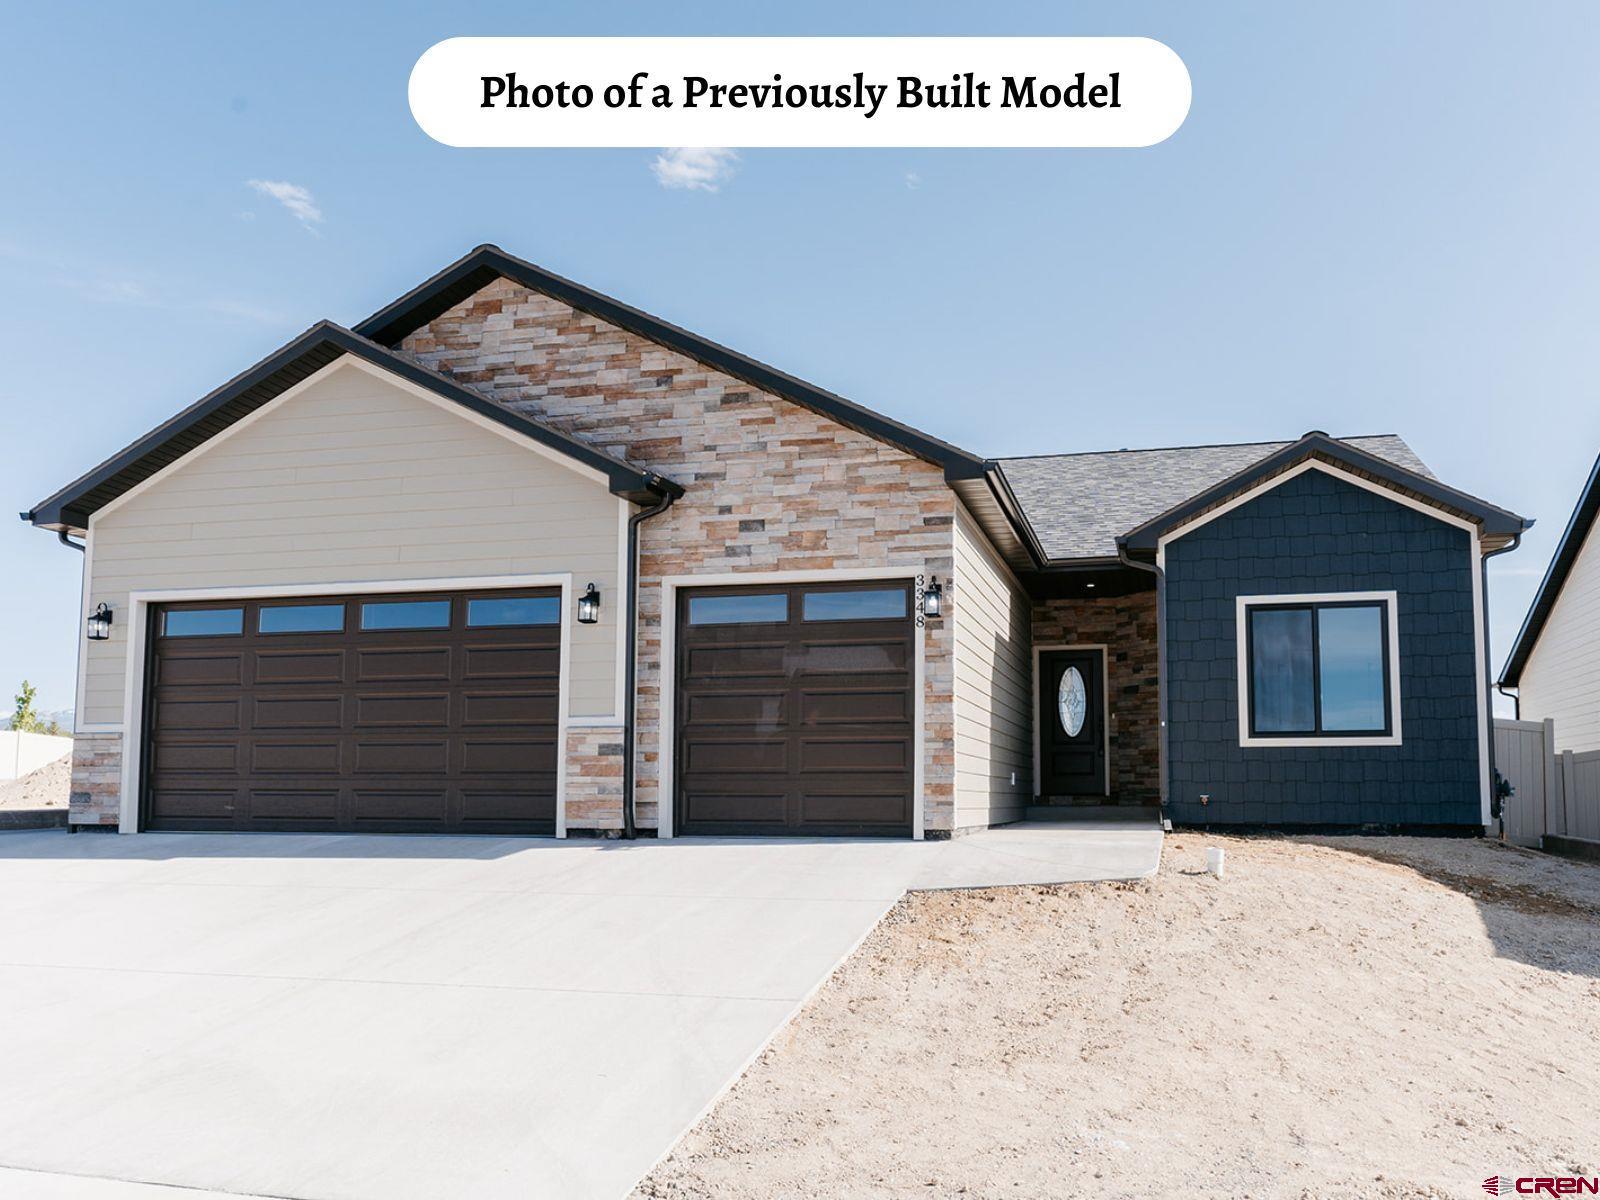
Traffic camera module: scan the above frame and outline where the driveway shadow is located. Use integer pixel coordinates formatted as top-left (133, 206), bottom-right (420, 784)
top-left (0, 828), bottom-right (571, 861)
top-left (0, 828), bottom-right (933, 864)
top-left (1300, 836), bottom-right (1600, 979)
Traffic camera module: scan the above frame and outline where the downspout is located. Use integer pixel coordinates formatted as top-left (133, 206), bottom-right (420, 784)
top-left (621, 481), bottom-right (678, 839)
top-left (1116, 543), bottom-right (1168, 821)
top-left (1496, 684), bottom-right (1520, 721)
top-left (1482, 530), bottom-right (1525, 837)
top-left (58, 530), bottom-right (85, 553)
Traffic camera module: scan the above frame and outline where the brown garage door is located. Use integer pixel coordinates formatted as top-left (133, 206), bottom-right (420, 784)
top-left (675, 580), bottom-right (915, 837)
top-left (144, 588), bottom-right (561, 834)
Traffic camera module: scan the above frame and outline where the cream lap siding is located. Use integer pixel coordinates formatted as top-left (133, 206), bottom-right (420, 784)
top-left (953, 502), bottom-right (1032, 829)
top-left (1520, 519), bottom-right (1600, 753)
top-left (81, 360), bottom-right (623, 728)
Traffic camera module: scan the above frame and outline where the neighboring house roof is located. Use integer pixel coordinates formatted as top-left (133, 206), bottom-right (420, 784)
top-left (23, 322), bottom-right (681, 531)
top-left (1499, 450), bottom-right (1600, 687)
top-left (355, 243), bottom-right (991, 480)
top-left (1000, 432), bottom-right (1526, 562)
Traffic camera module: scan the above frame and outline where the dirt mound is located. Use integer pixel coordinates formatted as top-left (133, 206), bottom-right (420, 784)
top-left (0, 752), bottom-right (71, 810)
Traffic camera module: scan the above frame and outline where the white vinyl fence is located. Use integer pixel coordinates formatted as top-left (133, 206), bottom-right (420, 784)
top-left (0, 731), bottom-right (73, 781)
top-left (1493, 717), bottom-right (1600, 848)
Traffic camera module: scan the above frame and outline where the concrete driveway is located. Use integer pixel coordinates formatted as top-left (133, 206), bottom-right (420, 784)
top-left (0, 819), bottom-right (1159, 1200)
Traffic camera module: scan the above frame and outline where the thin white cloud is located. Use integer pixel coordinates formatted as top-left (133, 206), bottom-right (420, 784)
top-left (246, 179), bottom-right (323, 229)
top-left (0, 240), bottom-right (289, 324)
top-left (905, 171), bottom-right (923, 190)
top-left (651, 148), bottom-right (739, 193)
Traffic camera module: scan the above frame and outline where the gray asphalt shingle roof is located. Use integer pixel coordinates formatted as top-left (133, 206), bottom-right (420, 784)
top-left (998, 435), bottom-right (1433, 562)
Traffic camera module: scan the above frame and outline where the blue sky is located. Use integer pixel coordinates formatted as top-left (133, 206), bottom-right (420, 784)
top-left (3, 2), bottom-right (1598, 716)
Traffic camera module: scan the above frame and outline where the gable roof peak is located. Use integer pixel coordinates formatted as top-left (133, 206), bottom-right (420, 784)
top-left (23, 320), bottom-right (679, 531)
top-left (1116, 432), bottom-right (1528, 553)
top-left (354, 243), bottom-right (988, 477)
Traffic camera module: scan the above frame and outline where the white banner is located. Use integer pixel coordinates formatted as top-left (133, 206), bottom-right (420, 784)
top-left (410, 37), bottom-right (1191, 148)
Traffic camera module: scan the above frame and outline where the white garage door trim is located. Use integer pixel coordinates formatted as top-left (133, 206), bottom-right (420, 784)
top-left (657, 567), bottom-right (928, 841)
top-left (116, 573), bottom-right (574, 835)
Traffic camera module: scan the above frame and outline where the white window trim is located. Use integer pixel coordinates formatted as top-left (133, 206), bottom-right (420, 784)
top-left (1235, 590), bottom-right (1402, 748)
top-left (114, 573), bottom-right (573, 836)
top-left (1030, 644), bottom-right (1110, 798)
top-left (656, 567), bottom-right (927, 841)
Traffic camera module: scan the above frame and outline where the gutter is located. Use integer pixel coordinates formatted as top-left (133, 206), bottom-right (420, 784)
top-left (620, 478), bottom-right (679, 839)
top-left (979, 462), bottom-right (1048, 571)
top-left (1115, 542), bottom-right (1168, 820)
top-left (1481, 530), bottom-right (1525, 835)
top-left (1496, 684), bottom-right (1520, 721)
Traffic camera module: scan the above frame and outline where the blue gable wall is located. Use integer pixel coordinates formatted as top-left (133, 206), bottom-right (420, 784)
top-left (1163, 468), bottom-right (1483, 827)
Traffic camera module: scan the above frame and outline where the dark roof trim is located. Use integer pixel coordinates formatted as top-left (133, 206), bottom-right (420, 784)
top-left (981, 463), bottom-right (1049, 570)
top-left (1499, 450), bottom-right (1600, 686)
top-left (355, 244), bottom-right (989, 476)
top-left (1117, 432), bottom-right (1529, 554)
top-left (24, 322), bottom-right (680, 530)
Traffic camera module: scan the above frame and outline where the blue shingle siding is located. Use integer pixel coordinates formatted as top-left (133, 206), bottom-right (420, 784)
top-left (1163, 469), bottom-right (1482, 827)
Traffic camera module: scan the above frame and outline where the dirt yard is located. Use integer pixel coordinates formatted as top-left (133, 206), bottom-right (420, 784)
top-left (0, 753), bottom-right (69, 811)
top-left (638, 835), bottom-right (1600, 1199)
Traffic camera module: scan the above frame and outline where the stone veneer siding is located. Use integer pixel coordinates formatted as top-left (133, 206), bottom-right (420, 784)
top-left (1032, 591), bottom-right (1161, 804)
top-left (69, 733), bottom-right (122, 827)
top-left (402, 277), bottom-right (957, 833)
top-left (1163, 469), bottom-right (1482, 827)
top-left (563, 727), bottom-right (625, 833)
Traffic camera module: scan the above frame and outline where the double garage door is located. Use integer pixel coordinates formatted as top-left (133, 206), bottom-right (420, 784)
top-left (144, 588), bottom-right (560, 834)
top-left (142, 580), bottom-right (916, 837)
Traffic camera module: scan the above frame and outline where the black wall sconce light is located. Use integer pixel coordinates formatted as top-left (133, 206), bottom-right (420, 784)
top-left (919, 576), bottom-right (944, 619)
top-left (87, 602), bottom-right (113, 641)
top-left (577, 583), bottom-right (601, 624)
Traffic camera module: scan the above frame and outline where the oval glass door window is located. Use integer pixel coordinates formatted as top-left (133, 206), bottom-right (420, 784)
top-left (1058, 666), bottom-right (1087, 737)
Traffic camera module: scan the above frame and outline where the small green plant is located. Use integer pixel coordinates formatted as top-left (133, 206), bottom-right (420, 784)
top-left (11, 680), bottom-right (45, 735)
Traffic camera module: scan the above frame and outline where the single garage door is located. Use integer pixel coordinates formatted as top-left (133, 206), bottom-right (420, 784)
top-left (144, 588), bottom-right (561, 834)
top-left (675, 580), bottom-right (915, 837)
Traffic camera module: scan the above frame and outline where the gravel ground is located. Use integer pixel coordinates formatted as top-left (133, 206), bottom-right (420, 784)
top-left (637, 834), bottom-right (1600, 1199)
top-left (0, 753), bottom-right (70, 811)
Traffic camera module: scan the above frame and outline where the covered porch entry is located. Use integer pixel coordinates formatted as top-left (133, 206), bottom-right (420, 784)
top-left (1029, 582), bottom-right (1161, 812)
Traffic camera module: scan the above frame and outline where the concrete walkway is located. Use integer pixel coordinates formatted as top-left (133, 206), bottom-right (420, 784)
top-left (918, 812), bottom-right (1164, 890)
top-left (0, 816), bottom-right (1158, 1200)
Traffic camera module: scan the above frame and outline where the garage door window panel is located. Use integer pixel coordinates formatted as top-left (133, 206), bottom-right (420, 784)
top-left (259, 604), bottom-right (345, 634)
top-left (467, 596), bottom-right (560, 627)
top-left (360, 600), bottom-right (452, 631)
top-left (163, 608), bottom-right (244, 638)
top-left (801, 588), bottom-right (907, 621)
top-left (687, 593), bottom-right (788, 625)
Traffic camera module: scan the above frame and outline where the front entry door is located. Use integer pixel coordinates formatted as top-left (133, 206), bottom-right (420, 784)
top-left (1039, 648), bottom-right (1107, 797)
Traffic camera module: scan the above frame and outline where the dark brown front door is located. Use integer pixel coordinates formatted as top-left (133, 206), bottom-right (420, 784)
top-left (675, 580), bottom-right (915, 837)
top-left (144, 588), bottom-right (561, 834)
top-left (1039, 648), bottom-right (1107, 798)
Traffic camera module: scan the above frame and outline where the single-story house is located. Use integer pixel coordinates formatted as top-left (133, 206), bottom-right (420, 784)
top-left (1498, 450), bottom-right (1600, 751)
top-left (24, 245), bottom-right (1529, 837)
